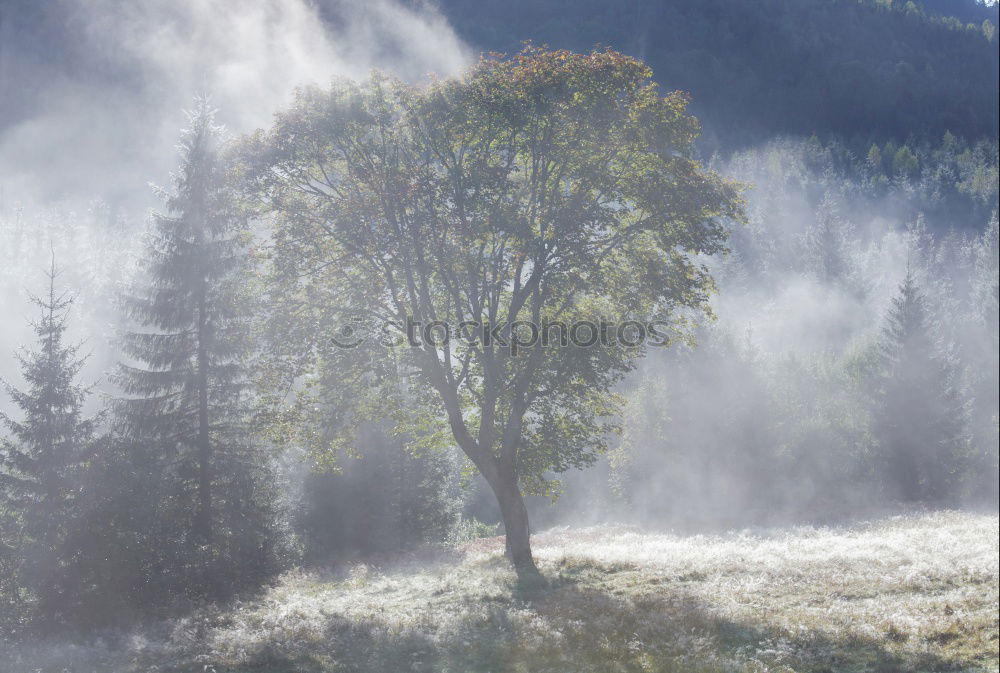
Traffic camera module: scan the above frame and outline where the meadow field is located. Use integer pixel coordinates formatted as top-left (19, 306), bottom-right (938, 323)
top-left (3, 510), bottom-right (997, 673)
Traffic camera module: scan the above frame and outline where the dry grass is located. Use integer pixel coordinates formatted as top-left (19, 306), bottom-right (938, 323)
top-left (3, 510), bottom-right (997, 672)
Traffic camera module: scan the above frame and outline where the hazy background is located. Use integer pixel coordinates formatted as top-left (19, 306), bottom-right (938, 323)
top-left (0, 0), bottom-right (469, 208)
top-left (1, 0), bottom-right (997, 541)
top-left (0, 0), bottom-right (471, 409)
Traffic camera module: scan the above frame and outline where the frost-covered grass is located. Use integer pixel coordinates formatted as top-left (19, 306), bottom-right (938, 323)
top-left (3, 510), bottom-right (997, 672)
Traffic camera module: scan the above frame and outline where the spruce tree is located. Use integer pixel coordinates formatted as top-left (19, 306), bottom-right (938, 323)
top-left (805, 194), bottom-right (852, 286)
top-left (295, 425), bottom-right (462, 562)
top-left (804, 193), bottom-right (868, 302)
top-left (0, 258), bottom-right (102, 629)
top-left (873, 270), bottom-right (968, 503)
top-left (967, 214), bottom-right (999, 503)
top-left (113, 100), bottom-right (279, 602)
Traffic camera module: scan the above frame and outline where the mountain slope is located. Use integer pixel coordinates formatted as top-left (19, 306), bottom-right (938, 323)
top-left (439, 0), bottom-right (1000, 149)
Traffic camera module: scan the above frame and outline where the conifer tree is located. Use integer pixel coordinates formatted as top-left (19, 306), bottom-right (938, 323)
top-left (873, 270), bottom-right (968, 502)
top-left (113, 100), bottom-right (279, 601)
top-left (0, 257), bottom-right (102, 628)
top-left (967, 214), bottom-right (999, 503)
top-left (804, 193), bottom-right (864, 296)
top-left (295, 426), bottom-right (463, 562)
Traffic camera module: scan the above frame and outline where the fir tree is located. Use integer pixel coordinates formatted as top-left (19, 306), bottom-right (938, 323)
top-left (967, 214), bottom-right (999, 503)
top-left (803, 193), bottom-right (868, 303)
top-left (112, 100), bottom-right (280, 602)
top-left (805, 194), bottom-right (852, 286)
top-left (0, 257), bottom-right (102, 629)
top-left (873, 270), bottom-right (968, 503)
top-left (294, 425), bottom-right (462, 563)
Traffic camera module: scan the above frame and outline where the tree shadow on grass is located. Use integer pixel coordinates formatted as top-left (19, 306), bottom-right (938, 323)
top-left (221, 560), bottom-right (968, 673)
top-left (511, 571), bottom-right (961, 673)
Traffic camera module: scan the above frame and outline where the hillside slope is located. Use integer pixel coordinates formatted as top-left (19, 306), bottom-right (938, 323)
top-left (5, 511), bottom-right (997, 672)
top-left (440, 0), bottom-right (1000, 149)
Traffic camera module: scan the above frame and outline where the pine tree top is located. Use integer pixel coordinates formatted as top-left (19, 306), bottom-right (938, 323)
top-left (0, 255), bottom-right (100, 504)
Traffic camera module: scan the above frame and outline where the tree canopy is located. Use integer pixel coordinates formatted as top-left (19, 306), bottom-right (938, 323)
top-left (242, 47), bottom-right (743, 575)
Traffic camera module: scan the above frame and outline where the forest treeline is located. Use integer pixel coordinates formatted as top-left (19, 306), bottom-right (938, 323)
top-left (439, 0), bottom-right (999, 149)
top-left (597, 137), bottom-right (999, 529)
top-left (3, 0), bottom-right (996, 159)
top-left (0, 46), bottom-right (996, 635)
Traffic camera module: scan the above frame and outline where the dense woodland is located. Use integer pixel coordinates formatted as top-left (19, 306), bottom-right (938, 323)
top-left (0, 0), bottom-right (996, 638)
top-left (440, 0), bottom-right (1000, 148)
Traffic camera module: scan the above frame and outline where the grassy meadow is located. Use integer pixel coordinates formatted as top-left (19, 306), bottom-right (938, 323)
top-left (3, 511), bottom-right (997, 673)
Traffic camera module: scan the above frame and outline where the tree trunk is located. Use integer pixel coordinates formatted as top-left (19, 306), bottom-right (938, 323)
top-left (196, 397), bottom-right (212, 542)
top-left (488, 473), bottom-right (539, 579)
top-left (433, 369), bottom-right (539, 579)
top-left (195, 276), bottom-right (213, 544)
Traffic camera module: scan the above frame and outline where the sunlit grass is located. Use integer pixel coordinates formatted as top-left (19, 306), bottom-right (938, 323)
top-left (3, 510), bottom-right (997, 672)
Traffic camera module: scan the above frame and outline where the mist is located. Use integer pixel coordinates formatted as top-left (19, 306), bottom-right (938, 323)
top-left (528, 135), bottom-right (998, 532)
top-left (0, 0), bottom-right (469, 208)
top-left (0, 1), bottom-right (997, 670)
top-left (0, 0), bottom-right (470, 408)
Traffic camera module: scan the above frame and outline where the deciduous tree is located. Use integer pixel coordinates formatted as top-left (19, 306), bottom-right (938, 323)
top-left (245, 48), bottom-right (741, 577)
